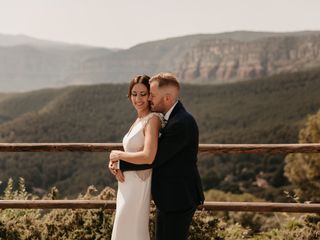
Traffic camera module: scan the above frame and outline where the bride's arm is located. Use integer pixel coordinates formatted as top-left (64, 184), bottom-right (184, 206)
top-left (110, 115), bottom-right (161, 165)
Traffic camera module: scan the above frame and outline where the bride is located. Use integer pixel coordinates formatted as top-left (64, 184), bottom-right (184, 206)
top-left (108, 75), bottom-right (163, 240)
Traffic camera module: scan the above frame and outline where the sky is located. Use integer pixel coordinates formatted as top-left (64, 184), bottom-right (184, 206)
top-left (1, 0), bottom-right (320, 49)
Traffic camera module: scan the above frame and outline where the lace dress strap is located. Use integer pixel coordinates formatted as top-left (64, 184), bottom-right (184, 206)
top-left (141, 112), bottom-right (165, 128)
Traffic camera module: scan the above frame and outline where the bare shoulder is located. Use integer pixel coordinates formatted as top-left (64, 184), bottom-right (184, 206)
top-left (148, 114), bottom-right (161, 126)
top-left (143, 113), bottom-right (161, 131)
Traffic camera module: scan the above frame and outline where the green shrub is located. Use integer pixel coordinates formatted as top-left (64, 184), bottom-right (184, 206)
top-left (0, 178), bottom-right (319, 240)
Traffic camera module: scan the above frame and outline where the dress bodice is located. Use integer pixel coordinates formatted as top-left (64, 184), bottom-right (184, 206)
top-left (122, 112), bottom-right (163, 180)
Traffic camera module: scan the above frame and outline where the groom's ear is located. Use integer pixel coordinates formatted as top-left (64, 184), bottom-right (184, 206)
top-left (164, 94), bottom-right (171, 103)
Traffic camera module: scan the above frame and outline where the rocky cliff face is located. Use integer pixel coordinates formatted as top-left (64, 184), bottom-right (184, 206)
top-left (176, 34), bottom-right (320, 83)
top-left (69, 32), bottom-right (320, 85)
top-left (1, 31), bottom-right (320, 92)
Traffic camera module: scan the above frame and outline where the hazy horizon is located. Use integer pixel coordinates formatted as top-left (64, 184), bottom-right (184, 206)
top-left (1, 0), bottom-right (320, 49)
top-left (3, 29), bottom-right (320, 50)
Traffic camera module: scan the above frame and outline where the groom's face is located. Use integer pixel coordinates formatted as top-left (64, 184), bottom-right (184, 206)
top-left (149, 82), bottom-right (166, 113)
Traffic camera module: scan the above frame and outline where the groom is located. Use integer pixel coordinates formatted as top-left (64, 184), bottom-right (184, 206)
top-left (114, 73), bottom-right (204, 240)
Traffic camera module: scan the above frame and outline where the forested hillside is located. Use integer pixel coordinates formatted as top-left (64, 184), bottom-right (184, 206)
top-left (1, 68), bottom-right (320, 199)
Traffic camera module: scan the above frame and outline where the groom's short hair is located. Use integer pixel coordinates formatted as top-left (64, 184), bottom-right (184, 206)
top-left (149, 73), bottom-right (180, 90)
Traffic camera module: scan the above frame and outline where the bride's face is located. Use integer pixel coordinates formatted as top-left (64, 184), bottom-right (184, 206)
top-left (130, 83), bottom-right (150, 112)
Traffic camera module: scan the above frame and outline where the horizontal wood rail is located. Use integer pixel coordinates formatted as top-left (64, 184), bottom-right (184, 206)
top-left (0, 143), bottom-right (320, 154)
top-left (1, 143), bottom-right (320, 212)
top-left (0, 200), bottom-right (319, 213)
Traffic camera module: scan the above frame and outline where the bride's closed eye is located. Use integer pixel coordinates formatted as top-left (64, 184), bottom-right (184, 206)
top-left (132, 92), bottom-right (147, 97)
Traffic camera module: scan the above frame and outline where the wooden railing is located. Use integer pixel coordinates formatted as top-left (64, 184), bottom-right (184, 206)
top-left (1, 143), bottom-right (320, 154)
top-left (1, 143), bottom-right (320, 213)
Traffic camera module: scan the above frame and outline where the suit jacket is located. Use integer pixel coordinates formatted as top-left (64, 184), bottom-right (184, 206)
top-left (120, 101), bottom-right (204, 212)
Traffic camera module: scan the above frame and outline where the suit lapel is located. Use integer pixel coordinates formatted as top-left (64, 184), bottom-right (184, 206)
top-left (167, 101), bottom-right (184, 121)
top-left (160, 101), bottom-right (185, 134)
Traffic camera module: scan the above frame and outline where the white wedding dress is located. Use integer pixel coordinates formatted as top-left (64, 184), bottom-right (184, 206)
top-left (111, 113), bottom-right (161, 240)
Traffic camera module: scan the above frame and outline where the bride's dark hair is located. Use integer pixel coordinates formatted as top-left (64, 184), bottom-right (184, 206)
top-left (127, 75), bottom-right (151, 98)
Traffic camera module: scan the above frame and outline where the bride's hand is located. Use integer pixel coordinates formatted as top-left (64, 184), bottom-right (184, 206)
top-left (110, 150), bottom-right (122, 162)
top-left (108, 160), bottom-right (118, 175)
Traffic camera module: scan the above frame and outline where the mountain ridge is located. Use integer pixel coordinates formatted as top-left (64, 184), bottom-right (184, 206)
top-left (1, 31), bottom-right (320, 92)
top-left (0, 33), bottom-right (105, 50)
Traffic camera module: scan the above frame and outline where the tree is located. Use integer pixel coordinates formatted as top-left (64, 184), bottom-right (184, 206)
top-left (284, 110), bottom-right (320, 202)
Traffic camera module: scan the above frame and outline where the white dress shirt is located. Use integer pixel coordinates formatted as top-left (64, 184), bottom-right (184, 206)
top-left (164, 101), bottom-right (178, 121)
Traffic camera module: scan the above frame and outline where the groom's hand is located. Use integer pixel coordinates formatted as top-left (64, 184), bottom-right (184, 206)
top-left (115, 170), bottom-right (125, 183)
